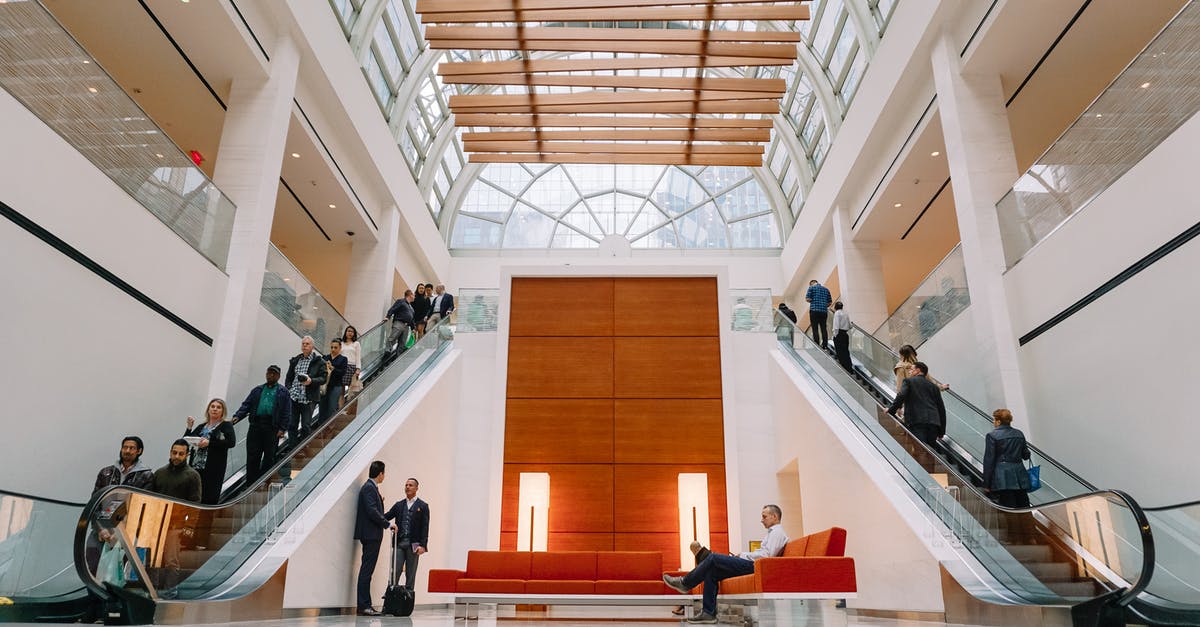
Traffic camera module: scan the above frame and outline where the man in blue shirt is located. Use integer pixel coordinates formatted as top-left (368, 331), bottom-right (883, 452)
top-left (805, 279), bottom-right (833, 348)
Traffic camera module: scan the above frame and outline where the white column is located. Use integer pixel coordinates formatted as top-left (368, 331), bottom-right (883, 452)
top-left (831, 205), bottom-right (889, 333)
top-left (930, 36), bottom-right (1031, 427)
top-left (207, 35), bottom-right (301, 399)
top-left (344, 204), bottom-right (401, 330)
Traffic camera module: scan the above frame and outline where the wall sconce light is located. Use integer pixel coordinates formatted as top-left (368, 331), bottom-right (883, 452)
top-left (678, 473), bottom-right (710, 567)
top-left (517, 472), bottom-right (549, 552)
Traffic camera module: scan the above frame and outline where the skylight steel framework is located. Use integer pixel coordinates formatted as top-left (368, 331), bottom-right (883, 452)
top-left (327, 0), bottom-right (897, 249)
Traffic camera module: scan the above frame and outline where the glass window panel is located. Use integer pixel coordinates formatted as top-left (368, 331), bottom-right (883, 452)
top-left (451, 214), bottom-right (503, 248)
top-left (830, 16), bottom-right (856, 73)
top-left (614, 164), bottom-right (664, 195)
top-left (626, 205), bottom-right (670, 239)
top-left (729, 214), bottom-right (781, 248)
top-left (715, 180), bottom-right (770, 221)
top-left (372, 19), bottom-right (402, 83)
top-left (585, 192), bottom-right (615, 232)
top-left (329, 0), bottom-right (360, 32)
top-left (459, 181), bottom-right (513, 221)
top-left (551, 223), bottom-right (601, 248)
top-left (676, 202), bottom-right (728, 248)
top-left (560, 203), bottom-right (605, 239)
top-left (503, 203), bottom-right (557, 247)
top-left (651, 167), bottom-right (706, 216)
top-left (697, 165), bottom-right (752, 195)
top-left (523, 166), bottom-right (580, 215)
top-left (363, 53), bottom-right (391, 106)
top-left (564, 164), bottom-right (615, 196)
top-left (840, 47), bottom-right (867, 106)
top-left (631, 222), bottom-right (678, 248)
top-left (480, 163), bottom-right (533, 195)
top-left (612, 192), bottom-right (645, 236)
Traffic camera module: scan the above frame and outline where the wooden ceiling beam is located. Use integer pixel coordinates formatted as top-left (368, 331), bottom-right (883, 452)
top-left (439, 56), bottom-right (791, 76)
top-left (461, 129), bottom-right (772, 141)
top-left (469, 153), bottom-right (764, 166)
top-left (427, 39), bottom-right (798, 59)
top-left (452, 100), bottom-right (780, 114)
top-left (418, 0), bottom-right (802, 14)
top-left (454, 113), bottom-right (774, 128)
top-left (450, 90), bottom-right (780, 107)
top-left (425, 25), bottom-right (802, 43)
top-left (463, 141), bottom-right (764, 154)
top-left (441, 73), bottom-right (786, 93)
top-left (420, 4), bottom-right (809, 22)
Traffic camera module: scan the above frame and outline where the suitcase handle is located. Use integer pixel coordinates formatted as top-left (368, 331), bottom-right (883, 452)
top-left (388, 529), bottom-right (397, 586)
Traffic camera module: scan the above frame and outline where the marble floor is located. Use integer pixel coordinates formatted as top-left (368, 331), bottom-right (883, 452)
top-left (8, 605), bottom-right (997, 627)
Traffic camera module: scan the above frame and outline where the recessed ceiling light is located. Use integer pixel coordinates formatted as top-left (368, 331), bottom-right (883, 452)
top-left (893, 203), bottom-right (903, 208)
top-left (1095, 113), bottom-right (1103, 118)
top-left (291, 152), bottom-right (300, 158)
top-left (87, 87), bottom-right (98, 93)
top-left (155, 153), bottom-right (164, 158)
top-left (930, 151), bottom-right (940, 157)
top-left (328, 204), bottom-right (337, 209)
top-left (1140, 82), bottom-right (1151, 89)
top-left (82, 60), bottom-right (91, 64)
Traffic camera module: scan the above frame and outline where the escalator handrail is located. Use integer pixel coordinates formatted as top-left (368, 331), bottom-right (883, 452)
top-left (72, 318), bottom-right (451, 601)
top-left (776, 313), bottom-right (1155, 607)
top-left (846, 320), bottom-right (1101, 492)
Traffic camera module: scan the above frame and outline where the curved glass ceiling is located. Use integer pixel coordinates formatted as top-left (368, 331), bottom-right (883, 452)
top-left (328, 0), bottom-right (898, 249)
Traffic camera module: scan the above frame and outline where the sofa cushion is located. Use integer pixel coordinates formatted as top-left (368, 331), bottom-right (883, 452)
top-left (530, 551), bottom-right (597, 581)
top-left (596, 551), bottom-right (662, 580)
top-left (526, 580), bottom-right (595, 594)
top-left (756, 557), bottom-right (857, 593)
top-left (595, 580), bottom-right (668, 595)
top-left (781, 536), bottom-right (809, 557)
top-left (457, 578), bottom-right (526, 594)
top-left (465, 550), bottom-right (532, 580)
top-left (803, 528), bottom-right (847, 557)
top-left (427, 569), bottom-right (464, 593)
top-left (719, 572), bottom-right (758, 595)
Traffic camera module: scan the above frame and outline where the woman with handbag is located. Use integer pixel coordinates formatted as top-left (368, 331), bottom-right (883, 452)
top-left (184, 399), bottom-right (237, 505)
top-left (982, 408), bottom-right (1032, 508)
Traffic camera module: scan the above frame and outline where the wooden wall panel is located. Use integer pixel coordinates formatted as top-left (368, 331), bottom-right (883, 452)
top-left (613, 532), bottom-right (729, 571)
top-left (510, 277), bottom-right (615, 336)
top-left (507, 337), bottom-right (613, 398)
top-left (505, 399), bottom-right (614, 464)
top-left (611, 464), bottom-right (727, 533)
top-left (614, 337), bottom-right (722, 398)
top-left (614, 399), bottom-right (724, 464)
top-left (613, 277), bottom-right (719, 336)
top-left (546, 533), bottom-right (615, 551)
top-left (501, 464), bottom-right (613, 533)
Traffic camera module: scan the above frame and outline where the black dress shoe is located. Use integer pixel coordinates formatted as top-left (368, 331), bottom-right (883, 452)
top-left (358, 608), bottom-right (382, 616)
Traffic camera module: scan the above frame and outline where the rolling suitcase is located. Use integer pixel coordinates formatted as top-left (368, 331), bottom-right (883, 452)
top-left (382, 531), bottom-right (415, 617)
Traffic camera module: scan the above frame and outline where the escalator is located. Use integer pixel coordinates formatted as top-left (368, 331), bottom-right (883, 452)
top-left (0, 319), bottom-right (451, 623)
top-left (775, 313), bottom-right (1200, 625)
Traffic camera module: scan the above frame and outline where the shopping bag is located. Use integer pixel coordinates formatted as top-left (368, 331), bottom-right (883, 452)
top-left (1027, 464), bottom-right (1042, 492)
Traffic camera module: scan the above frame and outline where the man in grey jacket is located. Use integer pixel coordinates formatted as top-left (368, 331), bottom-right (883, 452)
top-left (886, 361), bottom-right (947, 447)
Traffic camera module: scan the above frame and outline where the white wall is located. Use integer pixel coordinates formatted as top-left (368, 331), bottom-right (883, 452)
top-left (230, 307), bottom-right (305, 409)
top-left (282, 352), bottom-right (462, 608)
top-left (1003, 111), bottom-right (1200, 505)
top-left (0, 87), bottom-right (228, 501)
top-left (913, 306), bottom-right (1003, 416)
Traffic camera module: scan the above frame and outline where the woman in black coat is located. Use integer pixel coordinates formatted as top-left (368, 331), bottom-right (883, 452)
top-left (412, 283), bottom-right (432, 337)
top-left (983, 408), bottom-right (1032, 508)
top-left (184, 398), bottom-right (238, 505)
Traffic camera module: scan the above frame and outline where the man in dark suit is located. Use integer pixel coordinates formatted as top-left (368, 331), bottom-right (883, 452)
top-left (354, 461), bottom-right (396, 616)
top-left (887, 361), bottom-right (947, 447)
top-left (428, 285), bottom-right (455, 327)
top-left (385, 477), bottom-right (430, 591)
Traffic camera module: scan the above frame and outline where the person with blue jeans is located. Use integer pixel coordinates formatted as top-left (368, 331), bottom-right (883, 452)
top-left (663, 505), bottom-right (789, 624)
top-left (805, 279), bottom-right (833, 348)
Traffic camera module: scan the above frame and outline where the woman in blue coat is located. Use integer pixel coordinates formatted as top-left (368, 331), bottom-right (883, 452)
top-left (983, 408), bottom-right (1032, 508)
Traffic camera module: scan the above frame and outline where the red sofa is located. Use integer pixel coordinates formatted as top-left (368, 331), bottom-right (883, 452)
top-left (717, 527), bottom-right (857, 596)
top-left (429, 550), bottom-right (675, 595)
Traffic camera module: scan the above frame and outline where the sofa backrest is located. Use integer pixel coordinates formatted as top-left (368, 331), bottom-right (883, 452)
top-left (596, 551), bottom-right (663, 580)
top-left (781, 527), bottom-right (847, 558)
top-left (531, 552), bottom-right (597, 580)
top-left (466, 550), bottom-right (532, 579)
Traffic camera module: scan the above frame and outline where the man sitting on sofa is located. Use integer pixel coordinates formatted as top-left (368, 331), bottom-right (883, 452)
top-left (663, 504), bottom-right (788, 624)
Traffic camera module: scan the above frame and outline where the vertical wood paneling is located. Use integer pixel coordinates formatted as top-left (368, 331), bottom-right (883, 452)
top-left (614, 337), bottom-right (722, 398)
top-left (510, 277), bottom-right (615, 336)
top-left (613, 277), bottom-right (719, 336)
top-left (503, 278), bottom-right (726, 559)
